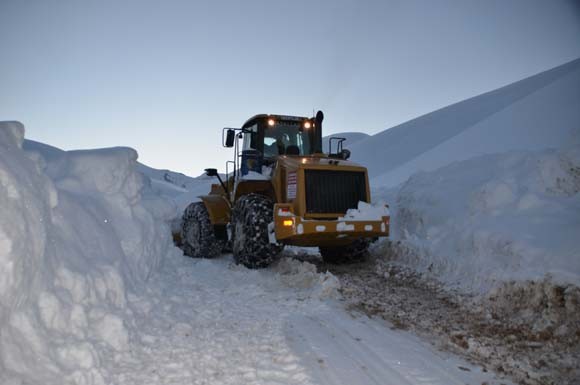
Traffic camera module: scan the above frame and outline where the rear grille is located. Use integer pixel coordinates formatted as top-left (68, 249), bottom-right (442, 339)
top-left (304, 170), bottom-right (367, 214)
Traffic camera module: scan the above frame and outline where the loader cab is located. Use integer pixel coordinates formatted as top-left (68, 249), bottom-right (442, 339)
top-left (241, 114), bottom-right (321, 160)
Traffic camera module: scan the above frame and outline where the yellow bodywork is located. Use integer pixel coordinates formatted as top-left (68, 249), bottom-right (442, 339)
top-left (197, 154), bottom-right (390, 246)
top-left (271, 155), bottom-right (371, 219)
top-left (199, 193), bottom-right (230, 225)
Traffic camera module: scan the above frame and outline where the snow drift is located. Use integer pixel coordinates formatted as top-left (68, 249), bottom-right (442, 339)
top-left (1, 122), bottom-right (175, 384)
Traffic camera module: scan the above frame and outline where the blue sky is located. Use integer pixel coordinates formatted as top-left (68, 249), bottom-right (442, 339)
top-left (1, 0), bottom-right (579, 176)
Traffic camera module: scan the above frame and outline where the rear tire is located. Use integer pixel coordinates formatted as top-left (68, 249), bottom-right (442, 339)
top-left (319, 239), bottom-right (370, 264)
top-left (232, 194), bottom-right (283, 268)
top-left (181, 202), bottom-right (224, 258)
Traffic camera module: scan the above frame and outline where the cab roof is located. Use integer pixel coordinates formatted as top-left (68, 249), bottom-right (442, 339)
top-left (242, 114), bottom-right (310, 129)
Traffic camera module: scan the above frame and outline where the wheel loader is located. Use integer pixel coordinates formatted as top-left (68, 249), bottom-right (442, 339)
top-left (180, 111), bottom-right (390, 268)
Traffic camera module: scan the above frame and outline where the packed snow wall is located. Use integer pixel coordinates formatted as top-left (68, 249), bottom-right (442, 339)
top-left (362, 58), bottom-right (580, 299)
top-left (0, 121), bottom-right (176, 384)
top-left (375, 147), bottom-right (580, 294)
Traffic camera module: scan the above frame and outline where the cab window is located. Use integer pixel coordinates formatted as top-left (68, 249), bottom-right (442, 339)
top-left (263, 122), bottom-right (311, 157)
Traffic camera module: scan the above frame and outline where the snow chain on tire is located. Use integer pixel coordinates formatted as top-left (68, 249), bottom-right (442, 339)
top-left (319, 239), bottom-right (370, 264)
top-left (181, 202), bottom-right (224, 258)
top-left (232, 193), bottom-right (283, 268)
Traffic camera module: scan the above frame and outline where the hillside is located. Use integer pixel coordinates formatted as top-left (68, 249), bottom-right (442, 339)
top-left (322, 132), bottom-right (369, 153)
top-left (349, 58), bottom-right (580, 188)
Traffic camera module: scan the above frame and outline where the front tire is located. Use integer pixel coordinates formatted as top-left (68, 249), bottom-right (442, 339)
top-left (232, 194), bottom-right (283, 268)
top-left (181, 202), bottom-right (224, 258)
top-left (319, 239), bottom-right (370, 264)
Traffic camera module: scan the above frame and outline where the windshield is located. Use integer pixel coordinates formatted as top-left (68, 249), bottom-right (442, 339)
top-left (263, 123), bottom-right (311, 157)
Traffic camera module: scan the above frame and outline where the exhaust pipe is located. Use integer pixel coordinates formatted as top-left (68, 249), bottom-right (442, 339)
top-left (314, 110), bottom-right (324, 153)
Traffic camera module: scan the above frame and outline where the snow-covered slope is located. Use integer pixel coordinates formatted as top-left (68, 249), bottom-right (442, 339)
top-left (350, 58), bottom-right (580, 188)
top-left (322, 132), bottom-right (369, 153)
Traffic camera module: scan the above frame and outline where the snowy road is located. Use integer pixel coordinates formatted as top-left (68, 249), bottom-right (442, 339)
top-left (108, 251), bottom-right (508, 385)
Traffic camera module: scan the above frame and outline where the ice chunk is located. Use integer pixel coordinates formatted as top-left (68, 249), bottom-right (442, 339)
top-left (339, 201), bottom-right (390, 221)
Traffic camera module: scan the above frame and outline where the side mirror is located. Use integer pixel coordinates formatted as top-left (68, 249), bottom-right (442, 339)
top-left (204, 168), bottom-right (218, 177)
top-left (225, 129), bottom-right (235, 147)
top-left (341, 149), bottom-right (351, 160)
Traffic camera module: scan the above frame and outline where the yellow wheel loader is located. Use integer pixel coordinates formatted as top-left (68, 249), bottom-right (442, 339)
top-left (180, 111), bottom-right (390, 268)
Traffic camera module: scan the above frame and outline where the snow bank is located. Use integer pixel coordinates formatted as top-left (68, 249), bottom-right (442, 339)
top-left (1, 122), bottom-right (175, 384)
top-left (0, 122), bottom-right (54, 318)
top-left (375, 147), bottom-right (580, 294)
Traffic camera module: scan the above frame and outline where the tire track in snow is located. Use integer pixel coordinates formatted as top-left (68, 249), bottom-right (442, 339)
top-left (285, 309), bottom-right (502, 385)
top-left (108, 255), bottom-right (315, 385)
top-left (105, 252), bottom-right (509, 385)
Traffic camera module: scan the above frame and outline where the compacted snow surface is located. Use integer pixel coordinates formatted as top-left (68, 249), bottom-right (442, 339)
top-left (112, 254), bottom-right (503, 385)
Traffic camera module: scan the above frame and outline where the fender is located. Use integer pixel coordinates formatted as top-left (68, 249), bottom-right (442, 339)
top-left (199, 195), bottom-right (230, 225)
top-left (234, 180), bottom-right (275, 202)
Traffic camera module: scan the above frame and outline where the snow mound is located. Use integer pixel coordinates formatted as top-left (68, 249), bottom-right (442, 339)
top-left (376, 146), bottom-right (580, 294)
top-left (1, 121), bottom-right (175, 384)
top-left (273, 258), bottom-right (340, 299)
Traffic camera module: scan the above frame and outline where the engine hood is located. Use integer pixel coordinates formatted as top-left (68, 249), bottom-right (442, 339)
top-left (276, 155), bottom-right (367, 172)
